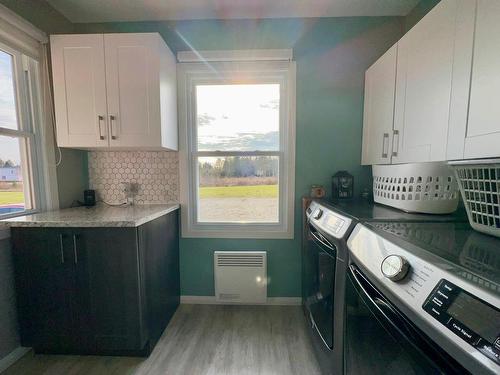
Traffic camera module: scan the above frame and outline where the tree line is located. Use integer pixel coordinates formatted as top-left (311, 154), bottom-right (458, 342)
top-left (0, 159), bottom-right (18, 168)
top-left (200, 156), bottom-right (278, 178)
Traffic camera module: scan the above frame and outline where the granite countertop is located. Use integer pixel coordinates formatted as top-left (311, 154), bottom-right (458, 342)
top-left (0, 203), bottom-right (180, 228)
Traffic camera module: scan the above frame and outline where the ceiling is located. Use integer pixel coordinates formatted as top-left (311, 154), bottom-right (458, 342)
top-left (47, 0), bottom-right (421, 23)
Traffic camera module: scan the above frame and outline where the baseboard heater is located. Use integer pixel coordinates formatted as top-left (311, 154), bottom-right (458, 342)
top-left (214, 251), bottom-right (267, 304)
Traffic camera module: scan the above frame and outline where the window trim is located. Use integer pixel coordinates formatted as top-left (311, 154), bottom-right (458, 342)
top-left (178, 59), bottom-right (296, 239)
top-left (0, 3), bottom-right (47, 59)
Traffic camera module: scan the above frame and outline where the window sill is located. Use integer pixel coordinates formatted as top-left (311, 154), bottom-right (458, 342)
top-left (0, 208), bottom-right (37, 221)
top-left (182, 225), bottom-right (294, 239)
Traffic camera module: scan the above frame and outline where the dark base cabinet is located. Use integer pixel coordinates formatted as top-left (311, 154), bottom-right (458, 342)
top-left (11, 210), bottom-right (179, 356)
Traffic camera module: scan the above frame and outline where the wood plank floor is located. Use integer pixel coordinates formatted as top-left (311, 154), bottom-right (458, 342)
top-left (3, 304), bottom-right (321, 375)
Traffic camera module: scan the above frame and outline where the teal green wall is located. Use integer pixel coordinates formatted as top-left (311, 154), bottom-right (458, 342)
top-left (181, 238), bottom-right (300, 297)
top-left (405, 0), bottom-right (441, 31)
top-left (56, 149), bottom-right (89, 208)
top-left (2, 0), bottom-right (443, 298)
top-left (0, 0), bottom-right (74, 34)
top-left (2, 0), bottom-right (409, 297)
top-left (188, 18), bottom-right (403, 297)
top-left (76, 17), bottom-right (404, 297)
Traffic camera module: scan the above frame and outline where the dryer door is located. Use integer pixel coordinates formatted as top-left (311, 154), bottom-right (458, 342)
top-left (345, 264), bottom-right (467, 374)
top-left (308, 225), bottom-right (336, 349)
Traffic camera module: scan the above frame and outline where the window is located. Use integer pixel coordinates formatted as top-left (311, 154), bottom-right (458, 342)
top-left (179, 57), bottom-right (296, 238)
top-left (0, 43), bottom-right (40, 218)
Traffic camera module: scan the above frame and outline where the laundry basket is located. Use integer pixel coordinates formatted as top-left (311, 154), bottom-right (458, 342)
top-left (372, 163), bottom-right (460, 214)
top-left (449, 159), bottom-right (500, 238)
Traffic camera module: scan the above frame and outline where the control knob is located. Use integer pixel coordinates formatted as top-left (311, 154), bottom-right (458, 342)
top-left (381, 255), bottom-right (410, 281)
top-left (314, 209), bottom-right (323, 220)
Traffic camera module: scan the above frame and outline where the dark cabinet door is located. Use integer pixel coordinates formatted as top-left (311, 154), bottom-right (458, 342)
top-left (11, 211), bottom-right (180, 356)
top-left (11, 228), bottom-right (78, 352)
top-left (139, 210), bottom-right (180, 346)
top-left (75, 228), bottom-right (147, 353)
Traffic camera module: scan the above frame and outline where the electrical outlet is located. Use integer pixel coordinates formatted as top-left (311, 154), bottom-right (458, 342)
top-left (121, 182), bottom-right (140, 204)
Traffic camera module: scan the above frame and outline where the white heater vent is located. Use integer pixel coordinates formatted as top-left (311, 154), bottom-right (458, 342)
top-left (214, 251), bottom-right (267, 304)
top-left (216, 254), bottom-right (265, 267)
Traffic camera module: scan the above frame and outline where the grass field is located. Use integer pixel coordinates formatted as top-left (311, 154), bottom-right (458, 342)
top-left (199, 184), bottom-right (278, 198)
top-left (0, 191), bottom-right (24, 205)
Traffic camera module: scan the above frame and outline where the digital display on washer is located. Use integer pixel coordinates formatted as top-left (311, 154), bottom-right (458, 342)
top-left (324, 215), bottom-right (343, 232)
top-left (423, 279), bottom-right (500, 366)
top-left (446, 292), bottom-right (500, 344)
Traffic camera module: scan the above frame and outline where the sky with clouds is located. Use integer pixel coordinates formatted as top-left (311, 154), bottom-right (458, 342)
top-left (0, 50), bottom-right (22, 164)
top-left (196, 84), bottom-right (280, 153)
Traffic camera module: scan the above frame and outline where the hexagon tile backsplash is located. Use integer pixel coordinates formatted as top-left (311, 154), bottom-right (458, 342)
top-left (88, 151), bottom-right (179, 205)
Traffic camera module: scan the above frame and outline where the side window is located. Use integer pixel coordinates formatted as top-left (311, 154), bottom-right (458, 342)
top-left (0, 47), bottom-right (38, 217)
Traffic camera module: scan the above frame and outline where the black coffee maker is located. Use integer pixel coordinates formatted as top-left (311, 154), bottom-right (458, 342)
top-left (332, 171), bottom-right (354, 200)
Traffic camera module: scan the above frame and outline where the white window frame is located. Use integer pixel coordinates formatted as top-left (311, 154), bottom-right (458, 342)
top-left (0, 22), bottom-right (59, 220)
top-left (178, 55), bottom-right (296, 239)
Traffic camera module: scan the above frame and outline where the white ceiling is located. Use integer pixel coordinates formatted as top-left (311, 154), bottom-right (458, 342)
top-left (47, 0), bottom-right (421, 23)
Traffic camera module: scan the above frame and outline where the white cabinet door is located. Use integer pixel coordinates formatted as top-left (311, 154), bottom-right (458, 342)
top-left (393, 0), bottom-right (469, 164)
top-left (51, 35), bottom-right (109, 148)
top-left (361, 45), bottom-right (397, 165)
top-left (445, 0), bottom-right (477, 160)
top-left (104, 33), bottom-right (162, 148)
top-left (463, 0), bottom-right (500, 159)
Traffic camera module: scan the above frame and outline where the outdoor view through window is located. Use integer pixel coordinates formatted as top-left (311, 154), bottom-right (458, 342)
top-left (0, 49), bottom-right (29, 216)
top-left (196, 84), bottom-right (280, 223)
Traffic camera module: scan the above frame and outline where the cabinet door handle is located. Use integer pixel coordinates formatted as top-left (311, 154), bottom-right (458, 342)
top-left (59, 234), bottom-right (65, 263)
top-left (109, 115), bottom-right (117, 140)
top-left (392, 130), bottom-right (400, 157)
top-left (73, 234), bottom-right (78, 264)
top-left (382, 133), bottom-right (389, 158)
top-left (98, 115), bottom-right (106, 140)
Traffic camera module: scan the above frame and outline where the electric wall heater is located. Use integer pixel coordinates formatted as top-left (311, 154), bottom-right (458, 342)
top-left (214, 251), bottom-right (267, 304)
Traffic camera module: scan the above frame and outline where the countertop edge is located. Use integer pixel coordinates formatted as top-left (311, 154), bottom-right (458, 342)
top-left (133, 204), bottom-right (180, 227)
top-left (1, 204), bottom-right (180, 228)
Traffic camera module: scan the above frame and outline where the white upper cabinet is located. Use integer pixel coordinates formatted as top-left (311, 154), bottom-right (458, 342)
top-left (51, 35), bottom-right (108, 148)
top-left (454, 0), bottom-right (500, 160)
top-left (361, 44), bottom-right (397, 165)
top-left (51, 33), bottom-right (178, 150)
top-left (361, 0), bottom-right (478, 166)
top-left (392, 0), bottom-right (474, 164)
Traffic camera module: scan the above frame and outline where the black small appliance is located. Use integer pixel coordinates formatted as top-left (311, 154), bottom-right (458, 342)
top-left (332, 171), bottom-right (353, 200)
top-left (83, 189), bottom-right (96, 206)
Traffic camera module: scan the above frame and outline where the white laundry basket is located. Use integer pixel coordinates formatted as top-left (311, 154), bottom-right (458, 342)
top-left (372, 163), bottom-right (460, 214)
top-left (449, 159), bottom-right (500, 238)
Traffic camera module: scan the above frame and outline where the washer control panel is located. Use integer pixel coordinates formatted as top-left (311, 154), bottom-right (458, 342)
top-left (348, 223), bottom-right (500, 373)
top-left (322, 212), bottom-right (346, 234)
top-left (307, 202), bottom-right (352, 239)
top-left (423, 279), bottom-right (500, 366)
